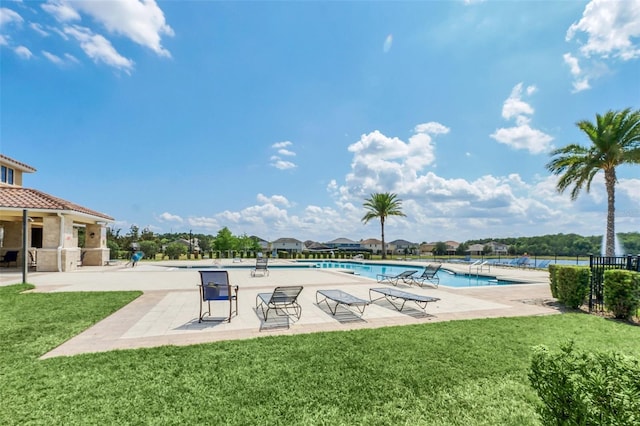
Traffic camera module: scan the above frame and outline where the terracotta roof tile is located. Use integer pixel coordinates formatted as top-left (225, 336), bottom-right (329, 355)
top-left (0, 187), bottom-right (113, 221)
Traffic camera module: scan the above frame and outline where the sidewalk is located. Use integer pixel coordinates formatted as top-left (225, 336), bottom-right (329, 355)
top-left (1, 259), bottom-right (557, 358)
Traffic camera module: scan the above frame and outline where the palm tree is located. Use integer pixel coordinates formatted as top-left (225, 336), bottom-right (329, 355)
top-left (362, 192), bottom-right (406, 259)
top-left (546, 108), bottom-right (640, 256)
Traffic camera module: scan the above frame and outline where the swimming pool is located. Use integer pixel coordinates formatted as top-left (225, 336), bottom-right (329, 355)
top-left (308, 260), bottom-right (524, 288)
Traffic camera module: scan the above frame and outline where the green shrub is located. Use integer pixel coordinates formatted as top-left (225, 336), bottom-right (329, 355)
top-left (529, 342), bottom-right (640, 426)
top-left (107, 240), bottom-right (120, 259)
top-left (548, 264), bottom-right (558, 298)
top-left (604, 270), bottom-right (640, 320)
top-left (138, 241), bottom-right (158, 259)
top-left (165, 242), bottom-right (187, 260)
top-left (555, 266), bottom-right (590, 309)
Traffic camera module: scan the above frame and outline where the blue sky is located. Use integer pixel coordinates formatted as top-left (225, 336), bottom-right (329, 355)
top-left (1, 0), bottom-right (639, 244)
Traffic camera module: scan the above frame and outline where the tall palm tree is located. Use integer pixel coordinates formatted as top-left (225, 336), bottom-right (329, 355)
top-left (546, 108), bottom-right (640, 256)
top-left (362, 192), bottom-right (406, 259)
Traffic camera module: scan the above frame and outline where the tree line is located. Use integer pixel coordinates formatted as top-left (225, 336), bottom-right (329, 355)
top-left (462, 232), bottom-right (640, 257)
top-left (104, 224), bottom-right (639, 260)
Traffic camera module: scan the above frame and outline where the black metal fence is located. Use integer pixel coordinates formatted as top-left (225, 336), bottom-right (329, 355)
top-left (589, 255), bottom-right (640, 312)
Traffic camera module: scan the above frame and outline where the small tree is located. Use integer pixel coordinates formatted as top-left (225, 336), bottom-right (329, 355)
top-left (139, 241), bottom-right (158, 260)
top-left (362, 192), bottom-right (406, 260)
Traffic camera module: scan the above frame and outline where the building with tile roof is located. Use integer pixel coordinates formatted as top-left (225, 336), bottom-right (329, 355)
top-left (0, 154), bottom-right (113, 271)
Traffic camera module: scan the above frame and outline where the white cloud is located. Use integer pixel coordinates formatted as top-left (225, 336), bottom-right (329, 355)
top-left (256, 193), bottom-right (292, 207)
top-left (501, 83), bottom-right (535, 120)
top-left (14, 45), bottom-right (32, 59)
top-left (567, 0), bottom-right (640, 60)
top-left (270, 141), bottom-right (297, 169)
top-left (42, 50), bottom-right (78, 66)
top-left (158, 212), bottom-right (183, 223)
top-left (563, 52), bottom-right (581, 76)
top-left (0, 7), bottom-right (23, 26)
top-left (71, 0), bottom-right (174, 57)
top-left (64, 25), bottom-right (134, 73)
top-left (490, 125), bottom-right (554, 155)
top-left (272, 141), bottom-right (292, 149)
top-left (342, 125), bottom-right (444, 199)
top-left (277, 149), bottom-right (296, 157)
top-left (383, 34), bottom-right (392, 53)
top-left (41, 1), bottom-right (81, 22)
top-left (64, 52), bottom-right (79, 63)
top-left (42, 50), bottom-right (63, 64)
top-left (490, 82), bottom-right (553, 154)
top-left (565, 0), bottom-right (640, 91)
top-left (0, 34), bottom-right (7, 46)
top-left (187, 216), bottom-right (219, 230)
top-left (30, 22), bottom-right (49, 36)
top-left (414, 122), bottom-right (450, 135)
top-left (270, 158), bottom-right (297, 170)
top-left (563, 53), bottom-right (591, 93)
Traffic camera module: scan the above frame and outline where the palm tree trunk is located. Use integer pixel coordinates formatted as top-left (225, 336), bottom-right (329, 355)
top-left (604, 168), bottom-right (616, 257)
top-left (380, 217), bottom-right (386, 260)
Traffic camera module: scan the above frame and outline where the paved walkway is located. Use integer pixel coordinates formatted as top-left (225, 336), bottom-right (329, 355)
top-left (1, 259), bottom-right (557, 358)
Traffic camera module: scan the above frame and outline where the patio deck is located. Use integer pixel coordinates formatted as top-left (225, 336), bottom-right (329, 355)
top-left (0, 259), bottom-right (556, 358)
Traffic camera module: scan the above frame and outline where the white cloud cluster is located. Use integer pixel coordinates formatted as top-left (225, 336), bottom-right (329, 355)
top-left (0, 0), bottom-right (173, 72)
top-left (0, 7), bottom-right (23, 26)
top-left (270, 141), bottom-right (297, 170)
top-left (341, 122), bottom-right (447, 199)
top-left (564, 0), bottom-right (640, 92)
top-left (137, 121), bottom-right (640, 243)
top-left (1, 7), bottom-right (33, 59)
top-left (490, 83), bottom-right (554, 154)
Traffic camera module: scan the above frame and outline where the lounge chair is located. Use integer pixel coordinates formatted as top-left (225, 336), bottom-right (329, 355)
top-left (531, 259), bottom-right (551, 269)
top-left (0, 250), bottom-right (18, 267)
top-left (255, 285), bottom-right (303, 323)
top-left (517, 257), bottom-right (531, 268)
top-left (369, 287), bottom-right (440, 312)
top-left (198, 270), bottom-right (238, 323)
top-left (411, 264), bottom-right (441, 288)
top-left (375, 269), bottom-right (418, 286)
top-left (315, 289), bottom-right (370, 316)
top-left (251, 257), bottom-right (269, 277)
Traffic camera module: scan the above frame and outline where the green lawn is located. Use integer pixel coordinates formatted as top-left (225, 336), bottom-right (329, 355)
top-left (1, 284), bottom-right (639, 425)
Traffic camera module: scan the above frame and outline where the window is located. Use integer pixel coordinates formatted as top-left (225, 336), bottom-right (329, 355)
top-left (1, 166), bottom-right (14, 184)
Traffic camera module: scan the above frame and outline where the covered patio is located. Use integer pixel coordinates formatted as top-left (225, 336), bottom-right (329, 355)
top-left (0, 154), bottom-right (112, 272)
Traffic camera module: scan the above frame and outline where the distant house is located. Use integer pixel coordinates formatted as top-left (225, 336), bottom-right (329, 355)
top-left (360, 238), bottom-right (382, 254)
top-left (420, 243), bottom-right (436, 254)
top-left (389, 239), bottom-right (416, 254)
top-left (486, 241), bottom-right (509, 255)
top-left (0, 154), bottom-right (112, 271)
top-left (445, 241), bottom-right (460, 254)
top-left (304, 241), bottom-right (332, 252)
top-left (466, 244), bottom-right (486, 256)
top-left (174, 238), bottom-right (200, 253)
top-left (325, 237), bottom-right (361, 251)
top-left (271, 237), bottom-right (304, 254)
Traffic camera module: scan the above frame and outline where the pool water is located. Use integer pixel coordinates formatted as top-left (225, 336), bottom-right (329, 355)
top-left (309, 260), bottom-right (523, 288)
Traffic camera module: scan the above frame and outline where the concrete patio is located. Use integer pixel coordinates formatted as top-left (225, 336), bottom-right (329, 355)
top-left (0, 259), bottom-right (557, 358)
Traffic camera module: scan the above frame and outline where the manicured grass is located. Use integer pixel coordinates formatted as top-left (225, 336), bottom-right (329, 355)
top-left (1, 284), bottom-right (639, 425)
